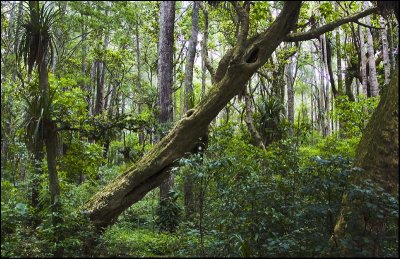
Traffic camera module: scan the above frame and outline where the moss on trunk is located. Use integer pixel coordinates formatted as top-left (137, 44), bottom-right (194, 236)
top-left (82, 2), bottom-right (302, 229)
top-left (332, 61), bottom-right (398, 256)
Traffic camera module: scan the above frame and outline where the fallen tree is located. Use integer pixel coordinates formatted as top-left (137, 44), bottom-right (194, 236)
top-left (82, 1), bottom-right (379, 229)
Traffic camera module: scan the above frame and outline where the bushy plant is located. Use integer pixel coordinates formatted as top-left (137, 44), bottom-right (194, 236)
top-left (100, 227), bottom-right (180, 257)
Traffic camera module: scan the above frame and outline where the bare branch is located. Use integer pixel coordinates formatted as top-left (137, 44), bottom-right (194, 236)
top-left (285, 7), bottom-right (378, 42)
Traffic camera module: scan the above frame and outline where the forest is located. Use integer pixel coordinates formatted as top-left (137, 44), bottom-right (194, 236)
top-left (1, 1), bottom-right (399, 257)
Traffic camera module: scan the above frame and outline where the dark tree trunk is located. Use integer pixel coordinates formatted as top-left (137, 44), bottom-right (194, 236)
top-left (157, 1), bottom-right (176, 202)
top-left (333, 60), bottom-right (398, 256)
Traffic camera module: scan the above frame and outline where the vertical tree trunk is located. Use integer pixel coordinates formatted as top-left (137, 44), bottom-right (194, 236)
top-left (157, 1), bottom-right (176, 201)
top-left (285, 49), bottom-right (295, 137)
top-left (94, 16), bottom-right (109, 116)
top-left (37, 35), bottom-right (63, 255)
top-left (244, 83), bottom-right (265, 149)
top-left (31, 139), bottom-right (44, 209)
top-left (335, 4), bottom-right (343, 95)
top-left (183, 1), bottom-right (200, 220)
top-left (135, 12), bottom-right (144, 145)
top-left (321, 34), bottom-right (330, 135)
top-left (184, 1), bottom-right (199, 112)
top-left (358, 25), bottom-right (368, 95)
top-left (94, 60), bottom-right (105, 116)
top-left (364, 2), bottom-right (379, 97)
top-left (317, 37), bottom-right (327, 137)
top-left (325, 36), bottom-right (338, 98)
top-left (387, 20), bottom-right (396, 73)
top-left (380, 17), bottom-right (391, 85)
top-left (81, 14), bottom-right (91, 114)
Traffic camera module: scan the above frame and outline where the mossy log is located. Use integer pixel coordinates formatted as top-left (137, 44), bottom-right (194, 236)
top-left (82, 2), bottom-right (302, 229)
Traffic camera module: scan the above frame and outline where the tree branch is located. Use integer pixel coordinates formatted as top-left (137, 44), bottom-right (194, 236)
top-left (230, 1), bottom-right (250, 47)
top-left (200, 3), bottom-right (216, 83)
top-left (285, 7), bottom-right (378, 42)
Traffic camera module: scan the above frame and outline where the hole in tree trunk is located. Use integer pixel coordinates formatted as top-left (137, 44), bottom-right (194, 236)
top-left (186, 109), bottom-right (195, 117)
top-left (246, 47), bottom-right (259, 63)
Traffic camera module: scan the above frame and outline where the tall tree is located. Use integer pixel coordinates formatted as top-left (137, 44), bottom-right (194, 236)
top-left (156, 1), bottom-right (176, 225)
top-left (285, 43), bottom-right (297, 137)
top-left (83, 2), bottom-right (379, 230)
top-left (364, 2), bottom-right (379, 97)
top-left (183, 1), bottom-right (200, 219)
top-left (380, 17), bottom-right (391, 85)
top-left (18, 1), bottom-right (63, 256)
top-left (333, 3), bottom-right (399, 255)
top-left (359, 24), bottom-right (368, 95)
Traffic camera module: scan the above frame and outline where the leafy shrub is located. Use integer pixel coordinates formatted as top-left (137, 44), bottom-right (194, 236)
top-left (100, 227), bottom-right (180, 257)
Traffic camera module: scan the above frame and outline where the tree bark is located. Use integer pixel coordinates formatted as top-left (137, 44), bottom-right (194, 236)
top-left (364, 2), bottom-right (379, 97)
top-left (285, 46), bottom-right (295, 137)
top-left (183, 1), bottom-right (200, 219)
top-left (380, 17), bottom-right (391, 85)
top-left (94, 24), bottom-right (109, 116)
top-left (82, 1), bottom-right (302, 229)
top-left (325, 36), bottom-right (338, 98)
top-left (157, 1), bottom-right (176, 201)
top-left (335, 4), bottom-right (343, 95)
top-left (358, 24), bottom-right (368, 96)
top-left (184, 1), bottom-right (199, 112)
top-left (244, 84), bottom-right (265, 149)
top-left (332, 60), bottom-right (398, 256)
top-left (135, 11), bottom-right (144, 146)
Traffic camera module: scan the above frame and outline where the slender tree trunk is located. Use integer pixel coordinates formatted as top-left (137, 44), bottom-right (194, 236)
top-left (387, 20), bottom-right (395, 73)
top-left (135, 14), bottom-right (144, 145)
top-left (157, 1), bottom-right (176, 203)
top-left (380, 17), bottom-right (391, 85)
top-left (184, 1), bottom-right (199, 112)
top-left (38, 45), bottom-right (63, 255)
top-left (94, 60), bottom-right (105, 116)
top-left (183, 1), bottom-right (200, 220)
top-left (244, 83), bottom-right (265, 149)
top-left (285, 49), bottom-right (295, 137)
top-left (325, 36), bottom-right (338, 98)
top-left (359, 25), bottom-right (368, 95)
top-left (335, 4), bottom-right (343, 95)
top-left (322, 34), bottom-right (331, 135)
top-left (31, 138), bottom-right (44, 209)
top-left (94, 25), bottom-right (109, 116)
top-left (364, 2), bottom-right (379, 97)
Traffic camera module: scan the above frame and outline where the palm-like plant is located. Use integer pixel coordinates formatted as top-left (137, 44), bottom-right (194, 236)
top-left (256, 96), bottom-right (286, 146)
top-left (17, 1), bottom-right (59, 75)
top-left (17, 5), bottom-right (62, 245)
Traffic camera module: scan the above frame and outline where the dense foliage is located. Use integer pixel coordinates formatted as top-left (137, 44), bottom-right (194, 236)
top-left (1, 0), bottom-right (398, 257)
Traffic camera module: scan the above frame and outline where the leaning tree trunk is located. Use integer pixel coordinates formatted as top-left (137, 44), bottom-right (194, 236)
top-left (82, 2), bottom-right (378, 230)
top-left (82, 2), bottom-right (302, 229)
top-left (332, 60), bottom-right (398, 256)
